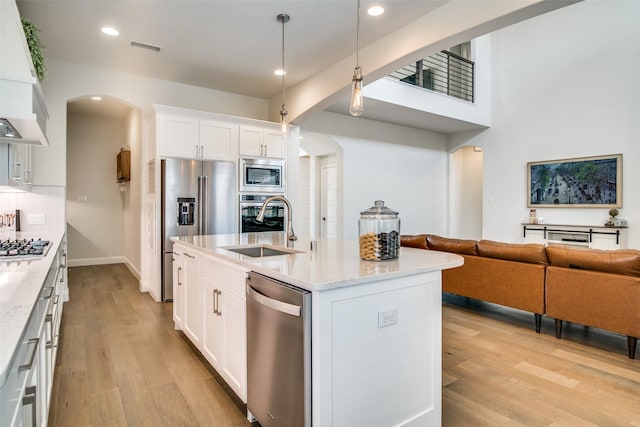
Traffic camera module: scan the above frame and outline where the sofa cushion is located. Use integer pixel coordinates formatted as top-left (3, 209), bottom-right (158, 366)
top-left (477, 240), bottom-right (548, 265)
top-left (426, 235), bottom-right (478, 255)
top-left (400, 234), bottom-right (428, 250)
top-left (546, 244), bottom-right (640, 277)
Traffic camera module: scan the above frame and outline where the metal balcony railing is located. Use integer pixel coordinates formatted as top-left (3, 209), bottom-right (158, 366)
top-left (388, 50), bottom-right (474, 102)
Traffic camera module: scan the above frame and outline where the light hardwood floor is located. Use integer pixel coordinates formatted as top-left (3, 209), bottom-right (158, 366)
top-left (49, 264), bottom-right (639, 426)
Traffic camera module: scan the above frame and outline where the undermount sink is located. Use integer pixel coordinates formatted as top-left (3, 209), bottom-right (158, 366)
top-left (222, 244), bottom-right (302, 258)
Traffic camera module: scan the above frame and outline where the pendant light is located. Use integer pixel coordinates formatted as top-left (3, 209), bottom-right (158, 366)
top-left (350, 0), bottom-right (363, 116)
top-left (277, 13), bottom-right (290, 138)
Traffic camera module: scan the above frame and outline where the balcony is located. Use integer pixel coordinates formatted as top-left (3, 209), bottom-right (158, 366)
top-left (388, 50), bottom-right (474, 103)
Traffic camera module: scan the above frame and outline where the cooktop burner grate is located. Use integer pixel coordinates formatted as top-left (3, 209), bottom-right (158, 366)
top-left (0, 238), bottom-right (51, 259)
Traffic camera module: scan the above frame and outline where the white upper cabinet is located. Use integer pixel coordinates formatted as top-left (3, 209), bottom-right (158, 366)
top-left (158, 114), bottom-right (237, 161)
top-left (200, 120), bottom-right (237, 161)
top-left (0, 0), bottom-right (49, 146)
top-left (158, 114), bottom-right (199, 159)
top-left (239, 125), bottom-right (285, 159)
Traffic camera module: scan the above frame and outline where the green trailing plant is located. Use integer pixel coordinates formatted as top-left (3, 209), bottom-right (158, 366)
top-left (21, 18), bottom-right (46, 82)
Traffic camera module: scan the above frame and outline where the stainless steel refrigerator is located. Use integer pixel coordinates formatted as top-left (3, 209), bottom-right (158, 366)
top-left (161, 158), bottom-right (236, 301)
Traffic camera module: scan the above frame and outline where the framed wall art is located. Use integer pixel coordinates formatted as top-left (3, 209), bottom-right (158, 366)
top-left (528, 154), bottom-right (622, 208)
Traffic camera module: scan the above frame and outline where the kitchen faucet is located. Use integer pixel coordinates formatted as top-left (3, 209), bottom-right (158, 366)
top-left (256, 195), bottom-right (297, 243)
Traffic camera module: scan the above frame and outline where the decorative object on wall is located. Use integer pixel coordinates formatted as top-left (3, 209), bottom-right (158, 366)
top-left (21, 18), bottom-right (46, 82)
top-left (527, 154), bottom-right (622, 208)
top-left (349, 0), bottom-right (364, 116)
top-left (117, 146), bottom-right (131, 192)
top-left (277, 13), bottom-right (290, 138)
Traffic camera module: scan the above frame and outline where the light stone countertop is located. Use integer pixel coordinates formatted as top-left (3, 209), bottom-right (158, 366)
top-left (171, 232), bottom-right (463, 292)
top-left (0, 230), bottom-right (64, 386)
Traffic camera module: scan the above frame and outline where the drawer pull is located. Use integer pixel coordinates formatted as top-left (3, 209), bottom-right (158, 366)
top-left (19, 338), bottom-right (39, 372)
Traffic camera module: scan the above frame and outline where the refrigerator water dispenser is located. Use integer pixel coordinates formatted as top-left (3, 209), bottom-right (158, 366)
top-left (177, 197), bottom-right (195, 226)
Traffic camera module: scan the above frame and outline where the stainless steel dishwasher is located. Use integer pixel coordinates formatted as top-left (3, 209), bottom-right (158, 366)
top-left (246, 272), bottom-right (311, 427)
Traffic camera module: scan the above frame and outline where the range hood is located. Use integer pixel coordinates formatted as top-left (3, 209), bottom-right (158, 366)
top-left (0, 0), bottom-right (49, 146)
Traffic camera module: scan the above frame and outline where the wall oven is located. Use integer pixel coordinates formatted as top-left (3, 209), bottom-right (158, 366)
top-left (240, 194), bottom-right (285, 233)
top-left (240, 158), bottom-right (285, 193)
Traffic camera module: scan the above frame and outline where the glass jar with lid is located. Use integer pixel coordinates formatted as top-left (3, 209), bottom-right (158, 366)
top-left (358, 200), bottom-right (400, 261)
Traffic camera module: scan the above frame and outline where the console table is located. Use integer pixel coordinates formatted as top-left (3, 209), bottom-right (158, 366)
top-left (522, 223), bottom-right (628, 250)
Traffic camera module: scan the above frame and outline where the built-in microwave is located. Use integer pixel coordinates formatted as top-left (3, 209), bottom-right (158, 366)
top-left (240, 157), bottom-right (285, 193)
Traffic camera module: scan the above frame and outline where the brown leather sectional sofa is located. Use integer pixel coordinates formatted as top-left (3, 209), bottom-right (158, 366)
top-left (401, 234), bottom-right (640, 359)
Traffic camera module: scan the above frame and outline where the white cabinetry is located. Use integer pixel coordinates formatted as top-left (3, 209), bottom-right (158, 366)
top-left (172, 251), bottom-right (184, 329)
top-left (181, 250), bottom-right (202, 346)
top-left (200, 120), bottom-right (237, 161)
top-left (0, 143), bottom-right (32, 191)
top-left (158, 115), bottom-right (237, 161)
top-left (522, 224), bottom-right (627, 250)
top-left (200, 256), bottom-right (248, 401)
top-left (312, 271), bottom-right (443, 426)
top-left (171, 243), bottom-right (249, 402)
top-left (158, 115), bottom-right (198, 159)
top-left (239, 125), bottom-right (285, 159)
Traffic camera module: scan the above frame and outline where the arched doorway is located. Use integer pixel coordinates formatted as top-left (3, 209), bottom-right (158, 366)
top-left (66, 96), bottom-right (142, 277)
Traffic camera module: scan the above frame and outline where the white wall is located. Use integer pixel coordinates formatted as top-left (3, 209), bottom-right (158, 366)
top-left (302, 111), bottom-right (448, 241)
top-left (124, 108), bottom-right (142, 274)
top-left (35, 59), bottom-right (269, 187)
top-left (449, 1), bottom-right (640, 248)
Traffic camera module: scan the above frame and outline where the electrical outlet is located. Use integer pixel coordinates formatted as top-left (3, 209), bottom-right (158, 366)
top-left (27, 214), bottom-right (46, 225)
top-left (378, 307), bottom-right (398, 328)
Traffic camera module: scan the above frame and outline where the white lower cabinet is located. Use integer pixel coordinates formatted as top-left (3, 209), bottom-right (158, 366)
top-left (181, 250), bottom-right (201, 346)
top-left (172, 252), bottom-right (184, 329)
top-left (172, 244), bottom-right (249, 403)
top-left (201, 255), bottom-right (248, 402)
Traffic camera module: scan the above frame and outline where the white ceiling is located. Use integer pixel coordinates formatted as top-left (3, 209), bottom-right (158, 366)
top-left (17, 0), bottom-right (444, 99)
top-left (17, 1), bottom-right (576, 133)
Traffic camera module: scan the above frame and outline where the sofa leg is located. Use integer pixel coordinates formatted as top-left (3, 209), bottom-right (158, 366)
top-left (628, 336), bottom-right (637, 359)
top-left (554, 319), bottom-right (563, 339)
top-left (534, 314), bottom-right (542, 333)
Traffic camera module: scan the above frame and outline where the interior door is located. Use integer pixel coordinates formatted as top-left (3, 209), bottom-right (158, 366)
top-left (320, 156), bottom-right (337, 239)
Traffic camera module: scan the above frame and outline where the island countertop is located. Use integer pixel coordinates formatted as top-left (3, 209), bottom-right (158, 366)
top-left (171, 232), bottom-right (463, 292)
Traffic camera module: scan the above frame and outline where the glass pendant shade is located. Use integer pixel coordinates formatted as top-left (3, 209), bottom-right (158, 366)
top-left (350, 66), bottom-right (364, 116)
top-left (280, 105), bottom-right (289, 137)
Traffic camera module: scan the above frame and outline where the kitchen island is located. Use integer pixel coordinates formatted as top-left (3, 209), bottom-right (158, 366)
top-left (171, 232), bottom-right (463, 427)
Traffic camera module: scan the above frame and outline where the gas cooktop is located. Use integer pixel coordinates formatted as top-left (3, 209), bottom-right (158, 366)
top-left (0, 238), bottom-right (51, 260)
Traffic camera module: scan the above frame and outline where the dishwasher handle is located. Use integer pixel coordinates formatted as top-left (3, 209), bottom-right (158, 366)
top-left (247, 285), bottom-right (301, 317)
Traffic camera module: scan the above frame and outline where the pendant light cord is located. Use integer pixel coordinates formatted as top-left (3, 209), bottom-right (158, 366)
top-left (356, 0), bottom-right (360, 67)
top-left (281, 15), bottom-right (286, 107)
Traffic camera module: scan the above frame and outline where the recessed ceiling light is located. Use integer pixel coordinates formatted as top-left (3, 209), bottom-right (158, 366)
top-left (101, 27), bottom-right (119, 36)
top-left (91, 96), bottom-right (102, 101)
top-left (368, 6), bottom-right (385, 16)
top-left (274, 69), bottom-right (286, 76)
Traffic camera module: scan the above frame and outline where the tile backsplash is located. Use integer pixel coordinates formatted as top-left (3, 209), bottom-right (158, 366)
top-left (0, 186), bottom-right (66, 233)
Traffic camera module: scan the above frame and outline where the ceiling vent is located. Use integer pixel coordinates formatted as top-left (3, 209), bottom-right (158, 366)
top-left (130, 41), bottom-right (162, 53)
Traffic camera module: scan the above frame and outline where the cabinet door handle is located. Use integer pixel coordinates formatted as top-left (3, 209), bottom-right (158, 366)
top-left (216, 289), bottom-right (222, 316)
top-left (43, 286), bottom-right (54, 299)
top-left (264, 144), bottom-right (268, 157)
top-left (212, 289), bottom-right (218, 314)
top-left (23, 385), bottom-right (37, 427)
top-left (177, 266), bottom-right (182, 286)
top-left (183, 252), bottom-right (195, 259)
top-left (19, 338), bottom-right (39, 372)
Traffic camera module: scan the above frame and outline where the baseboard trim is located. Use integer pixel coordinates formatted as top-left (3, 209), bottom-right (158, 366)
top-left (68, 256), bottom-right (125, 267)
